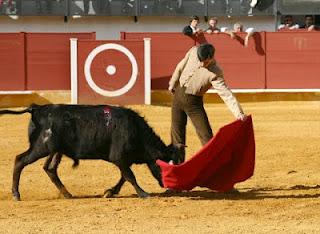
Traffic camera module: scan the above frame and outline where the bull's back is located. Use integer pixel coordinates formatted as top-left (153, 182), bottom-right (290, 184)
top-left (48, 105), bottom-right (145, 160)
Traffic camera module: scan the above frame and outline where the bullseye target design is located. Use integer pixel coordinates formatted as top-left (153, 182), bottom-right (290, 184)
top-left (84, 43), bottom-right (138, 97)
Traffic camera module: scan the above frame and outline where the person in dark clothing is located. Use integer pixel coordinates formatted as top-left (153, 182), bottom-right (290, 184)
top-left (300, 15), bottom-right (319, 31)
top-left (182, 15), bottom-right (203, 37)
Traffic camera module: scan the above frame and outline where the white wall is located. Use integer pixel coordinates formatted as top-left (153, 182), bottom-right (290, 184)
top-left (0, 15), bottom-right (276, 39)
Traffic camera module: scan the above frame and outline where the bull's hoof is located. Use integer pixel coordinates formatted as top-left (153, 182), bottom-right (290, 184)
top-left (138, 192), bottom-right (150, 199)
top-left (103, 189), bottom-right (114, 198)
top-left (13, 195), bottom-right (21, 201)
top-left (164, 188), bottom-right (181, 194)
top-left (61, 188), bottom-right (73, 199)
top-left (223, 188), bottom-right (240, 194)
top-left (63, 192), bottom-right (73, 199)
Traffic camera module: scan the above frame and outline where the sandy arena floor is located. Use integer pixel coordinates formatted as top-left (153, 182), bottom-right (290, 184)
top-left (0, 101), bottom-right (319, 233)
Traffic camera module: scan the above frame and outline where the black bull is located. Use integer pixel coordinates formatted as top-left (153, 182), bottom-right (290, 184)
top-left (0, 104), bottom-right (184, 201)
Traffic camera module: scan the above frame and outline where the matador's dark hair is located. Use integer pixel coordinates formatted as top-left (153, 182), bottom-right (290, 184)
top-left (197, 43), bottom-right (215, 62)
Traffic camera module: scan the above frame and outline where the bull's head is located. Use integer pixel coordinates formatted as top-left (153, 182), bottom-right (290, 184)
top-left (166, 143), bottom-right (186, 165)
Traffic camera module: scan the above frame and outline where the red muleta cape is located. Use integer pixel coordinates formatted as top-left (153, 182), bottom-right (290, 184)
top-left (157, 115), bottom-right (255, 192)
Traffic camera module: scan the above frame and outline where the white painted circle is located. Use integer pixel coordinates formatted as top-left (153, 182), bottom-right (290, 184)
top-left (106, 65), bottom-right (116, 75)
top-left (84, 43), bottom-right (138, 97)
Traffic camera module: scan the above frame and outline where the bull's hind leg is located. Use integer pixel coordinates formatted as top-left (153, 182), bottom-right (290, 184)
top-left (12, 149), bottom-right (49, 201)
top-left (103, 176), bottom-right (125, 198)
top-left (43, 153), bottom-right (72, 199)
top-left (119, 164), bottom-right (150, 198)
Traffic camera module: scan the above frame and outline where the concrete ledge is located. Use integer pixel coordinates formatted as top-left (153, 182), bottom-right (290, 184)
top-left (152, 90), bottom-right (320, 105)
top-left (0, 90), bottom-right (320, 108)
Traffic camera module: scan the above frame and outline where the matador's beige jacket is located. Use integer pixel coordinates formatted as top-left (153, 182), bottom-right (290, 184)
top-left (168, 46), bottom-right (244, 119)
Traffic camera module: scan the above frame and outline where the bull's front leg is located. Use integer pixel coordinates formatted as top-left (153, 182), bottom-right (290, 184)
top-left (103, 176), bottom-right (125, 198)
top-left (147, 162), bottom-right (163, 188)
top-left (43, 153), bottom-right (72, 199)
top-left (119, 164), bottom-right (150, 198)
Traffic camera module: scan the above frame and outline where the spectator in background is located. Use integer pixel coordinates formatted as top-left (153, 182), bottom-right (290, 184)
top-left (83, 0), bottom-right (112, 15)
top-left (225, 22), bottom-right (255, 47)
top-left (182, 15), bottom-right (203, 37)
top-left (278, 15), bottom-right (299, 31)
top-left (175, 0), bottom-right (183, 13)
top-left (205, 17), bottom-right (221, 34)
top-left (1, 0), bottom-right (20, 17)
top-left (121, 0), bottom-right (134, 14)
top-left (0, 0), bottom-right (14, 13)
top-left (300, 15), bottom-right (319, 31)
top-left (83, 0), bottom-right (90, 14)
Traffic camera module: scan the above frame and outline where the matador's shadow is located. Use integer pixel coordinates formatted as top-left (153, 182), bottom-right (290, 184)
top-left (150, 184), bottom-right (320, 200)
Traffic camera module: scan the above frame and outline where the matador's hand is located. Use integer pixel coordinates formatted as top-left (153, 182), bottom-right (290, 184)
top-left (168, 86), bottom-right (175, 94)
top-left (238, 114), bottom-right (248, 121)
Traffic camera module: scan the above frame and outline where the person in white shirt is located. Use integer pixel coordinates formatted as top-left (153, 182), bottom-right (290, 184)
top-left (224, 22), bottom-right (255, 47)
top-left (278, 15), bottom-right (299, 31)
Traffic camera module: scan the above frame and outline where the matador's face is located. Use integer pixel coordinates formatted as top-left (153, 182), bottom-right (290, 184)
top-left (201, 57), bottom-right (215, 68)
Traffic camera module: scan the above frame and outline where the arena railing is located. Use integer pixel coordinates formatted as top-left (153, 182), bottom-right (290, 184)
top-left (3, 1), bottom-right (319, 23)
top-left (0, 0), bottom-right (276, 17)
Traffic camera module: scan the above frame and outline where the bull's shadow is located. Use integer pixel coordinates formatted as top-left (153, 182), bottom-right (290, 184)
top-left (71, 184), bottom-right (320, 200)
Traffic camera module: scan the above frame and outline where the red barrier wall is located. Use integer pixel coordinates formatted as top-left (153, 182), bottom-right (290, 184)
top-left (1, 32), bottom-right (320, 92)
top-left (26, 32), bottom-right (96, 90)
top-left (202, 32), bottom-right (266, 89)
top-left (122, 31), bottom-right (320, 90)
top-left (0, 33), bottom-right (25, 90)
top-left (121, 32), bottom-right (194, 89)
top-left (122, 32), bottom-right (266, 89)
top-left (266, 32), bottom-right (320, 88)
top-left (77, 40), bottom-right (146, 105)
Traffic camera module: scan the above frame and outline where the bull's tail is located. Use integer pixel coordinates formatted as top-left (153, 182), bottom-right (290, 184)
top-left (0, 106), bottom-right (33, 116)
